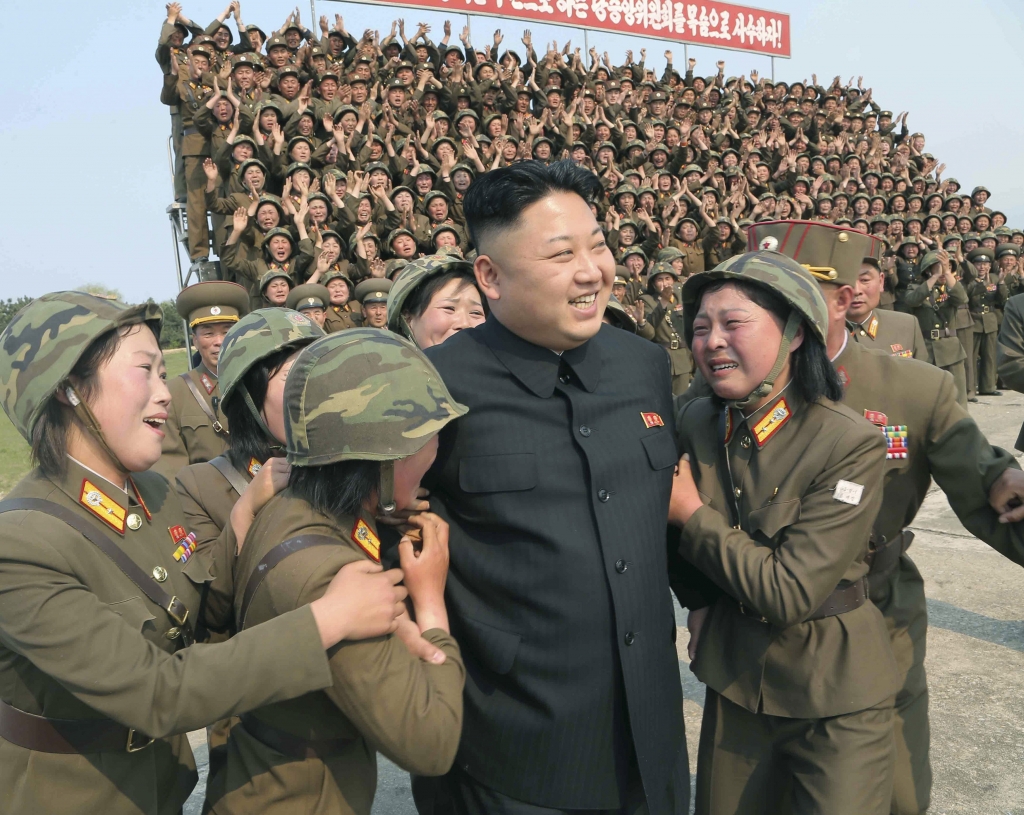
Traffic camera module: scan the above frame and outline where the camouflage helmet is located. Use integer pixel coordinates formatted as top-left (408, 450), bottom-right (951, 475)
top-left (0, 292), bottom-right (163, 443)
top-left (284, 328), bottom-right (467, 469)
top-left (218, 308), bottom-right (326, 407)
top-left (682, 251), bottom-right (829, 407)
top-left (682, 251), bottom-right (828, 346)
top-left (604, 296), bottom-right (638, 333)
top-left (386, 254), bottom-right (477, 343)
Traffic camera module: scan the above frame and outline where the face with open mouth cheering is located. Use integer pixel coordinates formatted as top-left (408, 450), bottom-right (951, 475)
top-left (691, 281), bottom-right (803, 407)
top-left (73, 323), bottom-right (172, 477)
top-left (474, 190), bottom-right (615, 352)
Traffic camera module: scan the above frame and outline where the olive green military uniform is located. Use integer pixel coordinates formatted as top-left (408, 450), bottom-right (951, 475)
top-left (676, 390), bottom-right (897, 815)
top-left (157, 362), bottom-right (229, 481)
top-left (176, 52), bottom-right (215, 261)
top-left (208, 328), bottom-right (467, 815)
top-left (0, 292), bottom-right (334, 815)
top-left (966, 249), bottom-right (1005, 394)
top-left (323, 303), bottom-right (361, 333)
top-left (671, 250), bottom-right (897, 815)
top-left (998, 294), bottom-right (1024, 449)
top-left (667, 238), bottom-right (706, 277)
top-left (904, 269), bottom-right (969, 407)
top-left (834, 338), bottom-right (1024, 814)
top-left (848, 308), bottom-right (930, 362)
top-left (639, 263), bottom-right (692, 395)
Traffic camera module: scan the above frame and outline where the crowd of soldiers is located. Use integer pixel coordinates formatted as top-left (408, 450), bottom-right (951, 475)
top-left (157, 1), bottom-right (1022, 403)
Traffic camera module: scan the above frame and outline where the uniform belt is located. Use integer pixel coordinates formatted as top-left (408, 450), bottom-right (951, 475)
top-left (240, 714), bottom-right (353, 759)
top-left (0, 700), bottom-right (154, 754)
top-left (660, 339), bottom-right (682, 351)
top-left (929, 327), bottom-right (954, 340)
top-left (182, 125), bottom-right (199, 136)
top-left (867, 530), bottom-right (914, 592)
top-left (736, 577), bottom-right (868, 624)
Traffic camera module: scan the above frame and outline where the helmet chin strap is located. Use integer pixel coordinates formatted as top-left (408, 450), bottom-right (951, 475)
top-left (64, 384), bottom-right (132, 476)
top-left (378, 461), bottom-right (396, 515)
top-left (238, 383), bottom-right (285, 452)
top-left (729, 311), bottom-right (802, 411)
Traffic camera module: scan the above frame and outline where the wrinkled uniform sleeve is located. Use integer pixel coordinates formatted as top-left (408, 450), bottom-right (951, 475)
top-left (0, 515), bottom-right (331, 738)
top-left (271, 545), bottom-right (465, 776)
top-left (997, 297), bottom-right (1024, 392)
top-left (680, 420), bottom-right (886, 628)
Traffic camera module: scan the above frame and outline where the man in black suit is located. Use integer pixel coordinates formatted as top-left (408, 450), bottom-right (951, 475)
top-left (419, 161), bottom-right (688, 814)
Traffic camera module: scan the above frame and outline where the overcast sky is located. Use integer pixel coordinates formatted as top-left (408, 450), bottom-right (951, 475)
top-left (0, 0), bottom-right (1021, 303)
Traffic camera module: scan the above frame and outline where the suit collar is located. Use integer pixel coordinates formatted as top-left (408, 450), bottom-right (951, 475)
top-left (478, 316), bottom-right (602, 397)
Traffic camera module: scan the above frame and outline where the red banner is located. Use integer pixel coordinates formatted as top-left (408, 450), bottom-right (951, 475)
top-left (351, 0), bottom-right (791, 57)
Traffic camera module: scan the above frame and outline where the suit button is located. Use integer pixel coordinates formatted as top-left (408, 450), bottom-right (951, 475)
top-left (598, 489), bottom-right (610, 502)
top-left (615, 559), bottom-right (627, 573)
top-left (579, 425), bottom-right (592, 437)
top-left (624, 632), bottom-right (636, 646)
top-left (740, 435), bottom-right (751, 449)
top-left (734, 487), bottom-right (742, 497)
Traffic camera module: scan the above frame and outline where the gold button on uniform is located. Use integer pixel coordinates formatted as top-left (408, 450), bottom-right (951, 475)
top-left (165, 627), bottom-right (181, 640)
top-left (127, 514), bottom-right (142, 530)
top-left (734, 487), bottom-right (742, 497)
top-left (152, 566), bottom-right (168, 583)
top-left (740, 435), bottom-right (752, 449)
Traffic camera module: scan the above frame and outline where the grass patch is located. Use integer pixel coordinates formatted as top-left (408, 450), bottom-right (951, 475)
top-left (0, 348), bottom-right (192, 495)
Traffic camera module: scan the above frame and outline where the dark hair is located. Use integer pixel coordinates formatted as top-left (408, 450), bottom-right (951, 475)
top-left (32, 323), bottom-right (148, 479)
top-left (463, 160), bottom-right (602, 251)
top-left (289, 460), bottom-right (381, 521)
top-left (222, 346), bottom-right (298, 471)
top-left (697, 279), bottom-right (843, 404)
top-left (401, 268), bottom-right (487, 322)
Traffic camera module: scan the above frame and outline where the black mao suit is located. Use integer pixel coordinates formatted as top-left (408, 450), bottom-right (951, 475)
top-left (421, 315), bottom-right (688, 814)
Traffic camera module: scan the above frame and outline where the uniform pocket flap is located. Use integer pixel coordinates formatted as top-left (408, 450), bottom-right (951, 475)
top-left (931, 337), bottom-right (966, 368)
top-left (459, 453), bottom-right (537, 494)
top-left (107, 596), bottom-right (157, 631)
top-left (181, 552), bottom-right (213, 585)
top-left (180, 414), bottom-right (211, 431)
top-left (746, 498), bottom-right (802, 540)
top-left (641, 430), bottom-right (678, 470)
top-left (455, 614), bottom-right (521, 675)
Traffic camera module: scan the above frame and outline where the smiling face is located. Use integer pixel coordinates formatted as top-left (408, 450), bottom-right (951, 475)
top-left (474, 191), bottom-right (614, 352)
top-left (73, 324), bottom-right (171, 475)
top-left (691, 282), bottom-right (802, 407)
top-left (406, 276), bottom-right (486, 349)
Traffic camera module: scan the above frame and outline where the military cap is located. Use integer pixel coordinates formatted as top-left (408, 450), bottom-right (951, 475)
top-left (385, 259), bottom-right (410, 279)
top-left (386, 227), bottom-right (416, 248)
top-left (648, 260), bottom-right (679, 281)
top-left (347, 74), bottom-right (368, 85)
top-left (266, 35), bottom-right (290, 52)
top-left (649, 142), bottom-right (670, 154)
top-left (321, 269), bottom-right (354, 290)
top-left (995, 243), bottom-right (1020, 260)
top-left (256, 101), bottom-right (284, 121)
top-left (276, 64), bottom-right (300, 80)
top-left (189, 42), bottom-right (215, 61)
top-left (429, 136), bottom-right (458, 155)
top-left (431, 223), bottom-right (461, 246)
top-left (259, 269), bottom-right (294, 292)
top-left (231, 134), bottom-right (259, 152)
top-left (283, 327), bottom-right (466, 469)
top-left (238, 157), bottom-right (268, 179)
top-left (284, 161), bottom-right (315, 179)
top-left (287, 135), bottom-right (313, 152)
top-left (413, 164), bottom-right (437, 178)
top-left (967, 247), bottom-right (995, 264)
top-left (389, 185), bottom-right (416, 201)
top-left (0, 293), bottom-right (163, 442)
top-left (363, 161), bottom-right (391, 177)
top-left (253, 193), bottom-right (285, 219)
top-left (386, 77), bottom-right (408, 90)
top-left (613, 273), bottom-right (629, 287)
top-left (746, 220), bottom-right (883, 287)
top-left (218, 308), bottom-right (324, 406)
top-left (232, 53), bottom-right (261, 71)
top-left (443, 43), bottom-right (464, 56)
top-left (941, 234), bottom-right (963, 247)
top-left (621, 246), bottom-right (647, 262)
top-left (354, 278), bottom-right (393, 305)
top-left (613, 184), bottom-right (638, 200)
top-left (308, 45), bottom-right (326, 59)
top-left (681, 164), bottom-right (704, 177)
top-left (175, 281), bottom-right (249, 328)
top-left (451, 162), bottom-right (477, 177)
top-left (971, 186), bottom-right (991, 197)
top-left (286, 283), bottom-right (331, 313)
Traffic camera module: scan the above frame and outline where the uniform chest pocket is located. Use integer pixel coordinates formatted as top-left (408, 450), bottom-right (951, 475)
top-left (459, 453), bottom-right (537, 494)
top-left (641, 430), bottom-right (678, 470)
top-left (180, 414), bottom-right (211, 431)
top-left (107, 596), bottom-right (157, 634)
top-left (746, 498), bottom-right (801, 543)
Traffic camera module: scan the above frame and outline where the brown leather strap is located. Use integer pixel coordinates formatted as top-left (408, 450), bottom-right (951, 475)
top-left (240, 713), bottom-right (353, 759)
top-left (182, 373), bottom-right (227, 435)
top-left (866, 530), bottom-right (914, 579)
top-left (805, 577), bottom-right (868, 621)
top-left (208, 455), bottom-right (248, 496)
top-left (736, 577), bottom-right (868, 624)
top-left (0, 498), bottom-right (194, 646)
top-left (0, 699), bottom-right (152, 754)
top-left (238, 535), bottom-right (342, 630)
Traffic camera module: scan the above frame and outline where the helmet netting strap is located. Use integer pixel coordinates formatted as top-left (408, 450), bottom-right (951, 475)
top-left (64, 384), bottom-right (133, 476)
top-left (379, 461), bottom-right (396, 515)
top-left (730, 311), bottom-right (802, 410)
top-left (238, 382), bottom-right (285, 452)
